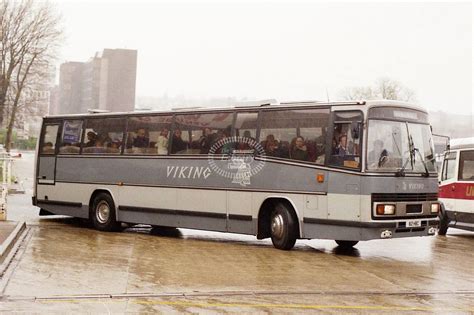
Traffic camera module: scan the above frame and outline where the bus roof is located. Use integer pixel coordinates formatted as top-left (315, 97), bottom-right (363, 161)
top-left (449, 137), bottom-right (474, 150)
top-left (44, 99), bottom-right (426, 119)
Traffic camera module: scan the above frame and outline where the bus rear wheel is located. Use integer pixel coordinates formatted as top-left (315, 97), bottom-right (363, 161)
top-left (270, 203), bottom-right (298, 250)
top-left (91, 193), bottom-right (121, 232)
top-left (335, 240), bottom-right (359, 248)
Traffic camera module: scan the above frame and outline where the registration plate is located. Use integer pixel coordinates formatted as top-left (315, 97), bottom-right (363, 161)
top-left (407, 220), bottom-right (421, 228)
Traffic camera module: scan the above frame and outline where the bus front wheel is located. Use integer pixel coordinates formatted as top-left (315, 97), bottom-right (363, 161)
top-left (438, 209), bottom-right (449, 236)
top-left (270, 203), bottom-right (298, 250)
top-left (91, 193), bottom-right (121, 232)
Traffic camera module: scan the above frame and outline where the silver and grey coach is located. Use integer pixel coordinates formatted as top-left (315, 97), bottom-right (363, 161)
top-left (33, 100), bottom-right (440, 250)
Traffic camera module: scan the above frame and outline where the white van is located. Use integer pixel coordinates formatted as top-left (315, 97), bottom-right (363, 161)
top-left (438, 137), bottom-right (474, 234)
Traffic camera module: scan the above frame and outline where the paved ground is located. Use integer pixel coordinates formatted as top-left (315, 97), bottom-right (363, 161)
top-left (0, 152), bottom-right (472, 313)
top-left (0, 222), bottom-right (18, 247)
top-left (0, 221), bottom-right (23, 264)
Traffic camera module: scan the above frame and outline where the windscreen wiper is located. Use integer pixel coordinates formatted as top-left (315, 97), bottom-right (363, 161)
top-left (395, 122), bottom-right (415, 177)
top-left (413, 148), bottom-right (430, 177)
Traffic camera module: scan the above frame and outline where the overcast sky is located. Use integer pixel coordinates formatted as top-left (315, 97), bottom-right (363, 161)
top-left (55, 1), bottom-right (472, 115)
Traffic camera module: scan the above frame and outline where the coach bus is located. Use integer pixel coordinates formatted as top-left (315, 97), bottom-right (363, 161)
top-left (33, 100), bottom-right (439, 250)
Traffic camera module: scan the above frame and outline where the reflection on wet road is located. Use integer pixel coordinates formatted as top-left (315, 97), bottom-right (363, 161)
top-left (0, 217), bottom-right (473, 313)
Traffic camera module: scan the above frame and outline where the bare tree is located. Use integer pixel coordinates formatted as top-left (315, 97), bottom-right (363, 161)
top-left (0, 0), bottom-right (62, 150)
top-left (339, 77), bottom-right (416, 102)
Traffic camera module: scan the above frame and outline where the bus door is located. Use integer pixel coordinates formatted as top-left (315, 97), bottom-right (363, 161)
top-left (327, 110), bottom-right (363, 221)
top-left (37, 123), bottom-right (60, 185)
top-left (439, 151), bottom-right (458, 211)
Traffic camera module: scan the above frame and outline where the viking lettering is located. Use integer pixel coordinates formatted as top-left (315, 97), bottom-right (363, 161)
top-left (178, 167), bottom-right (189, 178)
top-left (166, 166), bottom-right (175, 177)
top-left (166, 166), bottom-right (212, 179)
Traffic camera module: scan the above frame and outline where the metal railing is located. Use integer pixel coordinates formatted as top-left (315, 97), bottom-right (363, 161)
top-left (0, 154), bottom-right (14, 221)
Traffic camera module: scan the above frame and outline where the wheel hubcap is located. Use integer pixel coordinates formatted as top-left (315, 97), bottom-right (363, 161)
top-left (271, 213), bottom-right (284, 239)
top-left (96, 201), bottom-right (110, 224)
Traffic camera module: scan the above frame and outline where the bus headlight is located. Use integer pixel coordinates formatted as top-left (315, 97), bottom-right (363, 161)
top-left (376, 204), bottom-right (396, 215)
top-left (431, 203), bottom-right (440, 214)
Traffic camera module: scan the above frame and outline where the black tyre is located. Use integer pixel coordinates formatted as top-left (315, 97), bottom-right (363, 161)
top-left (438, 209), bottom-right (449, 236)
top-left (91, 193), bottom-right (121, 232)
top-left (270, 202), bottom-right (298, 250)
top-left (335, 240), bottom-right (359, 248)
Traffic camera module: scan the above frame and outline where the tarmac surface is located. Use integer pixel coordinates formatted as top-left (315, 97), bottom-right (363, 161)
top-left (0, 152), bottom-right (472, 313)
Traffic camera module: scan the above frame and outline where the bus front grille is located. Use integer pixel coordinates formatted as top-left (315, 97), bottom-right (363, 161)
top-left (372, 193), bottom-right (438, 203)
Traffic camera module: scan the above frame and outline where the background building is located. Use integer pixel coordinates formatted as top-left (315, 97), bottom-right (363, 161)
top-left (52, 48), bottom-right (137, 114)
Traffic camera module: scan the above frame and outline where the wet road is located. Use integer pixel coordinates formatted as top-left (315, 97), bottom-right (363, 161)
top-left (1, 152), bottom-right (473, 313)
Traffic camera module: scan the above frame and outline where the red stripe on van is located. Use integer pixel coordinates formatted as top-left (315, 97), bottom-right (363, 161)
top-left (439, 183), bottom-right (474, 200)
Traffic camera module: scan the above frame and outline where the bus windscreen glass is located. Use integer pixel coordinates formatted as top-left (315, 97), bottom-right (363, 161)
top-left (367, 120), bottom-right (435, 173)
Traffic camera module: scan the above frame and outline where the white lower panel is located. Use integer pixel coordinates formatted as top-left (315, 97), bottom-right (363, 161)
top-left (227, 191), bottom-right (252, 216)
top-left (37, 183), bottom-right (119, 206)
top-left (440, 197), bottom-right (474, 214)
top-left (176, 189), bottom-right (226, 213)
top-left (37, 183), bottom-right (331, 224)
top-left (327, 193), bottom-right (361, 221)
top-left (456, 199), bottom-right (474, 213)
top-left (119, 186), bottom-right (176, 210)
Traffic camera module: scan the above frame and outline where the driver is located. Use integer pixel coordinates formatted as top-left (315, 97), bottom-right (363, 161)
top-left (334, 134), bottom-right (354, 157)
top-left (369, 139), bottom-right (388, 167)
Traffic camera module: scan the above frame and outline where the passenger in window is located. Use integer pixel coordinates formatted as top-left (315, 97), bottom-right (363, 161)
top-left (43, 142), bottom-right (54, 154)
top-left (156, 128), bottom-right (169, 155)
top-left (215, 129), bottom-right (233, 154)
top-left (107, 142), bottom-right (121, 154)
top-left (88, 138), bottom-right (106, 154)
top-left (263, 135), bottom-right (282, 157)
top-left (85, 131), bottom-right (97, 147)
top-left (199, 127), bottom-right (215, 154)
top-left (243, 130), bottom-right (254, 141)
top-left (238, 130), bottom-right (255, 150)
top-left (59, 142), bottom-right (80, 154)
top-left (133, 128), bottom-right (150, 148)
top-left (291, 136), bottom-right (309, 161)
top-left (171, 129), bottom-right (188, 154)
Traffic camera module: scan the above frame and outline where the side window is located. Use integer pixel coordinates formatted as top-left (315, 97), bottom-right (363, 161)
top-left (259, 110), bottom-right (295, 159)
top-left (82, 118), bottom-right (125, 154)
top-left (295, 109), bottom-right (329, 164)
top-left (125, 116), bottom-right (172, 155)
top-left (59, 120), bottom-right (83, 154)
top-left (329, 112), bottom-right (362, 169)
top-left (259, 109), bottom-right (329, 163)
top-left (40, 124), bottom-right (59, 154)
top-left (459, 150), bottom-right (474, 181)
top-left (441, 152), bottom-right (457, 181)
top-left (234, 112), bottom-right (258, 150)
top-left (172, 113), bottom-right (234, 155)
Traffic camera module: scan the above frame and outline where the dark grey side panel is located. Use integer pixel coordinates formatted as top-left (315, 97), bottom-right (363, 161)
top-left (55, 157), bottom-right (328, 193)
top-left (227, 217), bottom-right (255, 235)
top-left (179, 216), bottom-right (226, 232)
top-left (359, 174), bottom-right (438, 195)
top-left (38, 157), bottom-right (56, 182)
top-left (37, 201), bottom-right (89, 219)
top-left (118, 206), bottom-right (178, 227)
top-left (97, 203), bottom-right (225, 232)
top-left (55, 156), bottom-right (438, 195)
